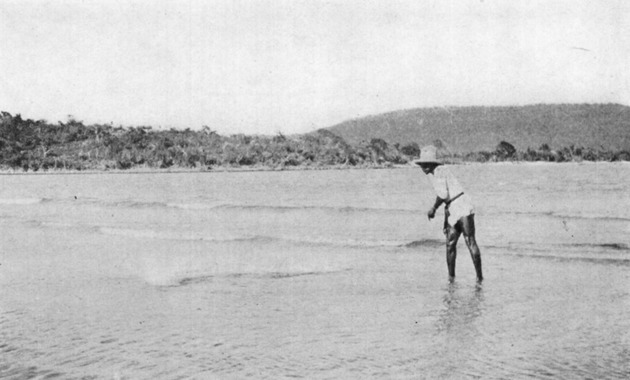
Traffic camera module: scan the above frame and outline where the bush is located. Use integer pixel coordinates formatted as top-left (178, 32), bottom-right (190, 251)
top-left (400, 142), bottom-right (420, 157)
top-left (496, 141), bottom-right (516, 159)
top-left (614, 151), bottom-right (630, 161)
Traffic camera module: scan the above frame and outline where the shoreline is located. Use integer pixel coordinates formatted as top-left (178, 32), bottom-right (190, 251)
top-left (1, 160), bottom-right (627, 176)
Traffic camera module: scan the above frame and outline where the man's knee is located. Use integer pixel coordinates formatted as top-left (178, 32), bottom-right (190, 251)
top-left (446, 228), bottom-right (459, 249)
top-left (464, 235), bottom-right (481, 256)
top-left (447, 240), bottom-right (458, 252)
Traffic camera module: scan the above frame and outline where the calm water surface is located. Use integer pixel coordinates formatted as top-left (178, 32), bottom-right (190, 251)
top-left (1, 163), bottom-right (629, 379)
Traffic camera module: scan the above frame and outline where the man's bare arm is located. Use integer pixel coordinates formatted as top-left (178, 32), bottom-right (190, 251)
top-left (427, 196), bottom-right (445, 220)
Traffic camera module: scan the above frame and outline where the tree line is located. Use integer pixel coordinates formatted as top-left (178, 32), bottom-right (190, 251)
top-left (0, 112), bottom-right (628, 172)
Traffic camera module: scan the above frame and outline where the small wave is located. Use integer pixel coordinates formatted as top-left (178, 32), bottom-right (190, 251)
top-left (507, 241), bottom-right (630, 252)
top-left (110, 200), bottom-right (169, 209)
top-left (213, 203), bottom-right (417, 215)
top-left (512, 252), bottom-right (630, 266)
top-left (494, 210), bottom-right (630, 222)
top-left (567, 242), bottom-right (630, 251)
top-left (499, 241), bottom-right (630, 266)
top-left (99, 228), bottom-right (293, 245)
top-left (99, 227), bottom-right (239, 242)
top-left (177, 275), bottom-right (213, 286)
top-left (265, 270), bottom-right (353, 279)
top-left (269, 236), bottom-right (411, 250)
top-left (0, 198), bottom-right (43, 205)
top-left (65, 198), bottom-right (172, 210)
top-left (37, 197), bottom-right (421, 216)
top-left (552, 213), bottom-right (630, 222)
top-left (97, 227), bottom-right (406, 249)
top-left (510, 210), bottom-right (555, 217)
top-left (402, 239), bottom-right (444, 249)
top-left (166, 202), bottom-right (225, 210)
top-left (83, 199), bottom-right (223, 211)
top-left (173, 270), bottom-right (346, 287)
top-left (267, 271), bottom-right (321, 279)
top-left (270, 236), bottom-right (403, 249)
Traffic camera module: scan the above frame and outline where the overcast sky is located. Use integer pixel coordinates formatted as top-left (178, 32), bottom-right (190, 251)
top-left (1, 0), bottom-right (629, 134)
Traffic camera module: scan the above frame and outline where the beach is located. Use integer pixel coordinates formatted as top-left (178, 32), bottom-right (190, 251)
top-left (1, 163), bottom-right (629, 378)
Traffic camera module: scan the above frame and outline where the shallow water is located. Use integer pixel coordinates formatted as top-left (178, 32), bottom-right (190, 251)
top-left (1, 163), bottom-right (629, 379)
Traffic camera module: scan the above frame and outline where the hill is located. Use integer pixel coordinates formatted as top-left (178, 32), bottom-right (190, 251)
top-left (325, 104), bottom-right (630, 154)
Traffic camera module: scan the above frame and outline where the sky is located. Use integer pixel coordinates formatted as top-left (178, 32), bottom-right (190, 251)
top-left (1, 0), bottom-right (629, 135)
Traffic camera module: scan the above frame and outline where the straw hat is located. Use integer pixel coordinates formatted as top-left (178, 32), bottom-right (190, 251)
top-left (414, 145), bottom-right (441, 166)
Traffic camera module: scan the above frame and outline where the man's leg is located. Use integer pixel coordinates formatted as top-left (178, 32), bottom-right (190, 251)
top-left (461, 214), bottom-right (483, 281)
top-left (445, 224), bottom-right (461, 280)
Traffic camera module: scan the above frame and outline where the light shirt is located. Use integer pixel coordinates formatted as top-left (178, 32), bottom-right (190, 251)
top-left (427, 165), bottom-right (474, 226)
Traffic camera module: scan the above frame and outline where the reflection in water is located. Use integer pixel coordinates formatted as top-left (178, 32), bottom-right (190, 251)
top-left (437, 282), bottom-right (485, 335)
top-left (432, 282), bottom-right (486, 378)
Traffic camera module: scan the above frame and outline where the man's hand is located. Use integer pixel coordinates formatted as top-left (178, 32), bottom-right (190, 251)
top-left (427, 206), bottom-right (436, 220)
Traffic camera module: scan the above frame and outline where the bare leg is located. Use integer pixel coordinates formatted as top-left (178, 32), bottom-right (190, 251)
top-left (445, 225), bottom-right (461, 280)
top-left (461, 215), bottom-right (483, 281)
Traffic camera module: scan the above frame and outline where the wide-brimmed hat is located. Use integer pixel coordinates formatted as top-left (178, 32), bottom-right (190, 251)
top-left (414, 145), bottom-right (441, 166)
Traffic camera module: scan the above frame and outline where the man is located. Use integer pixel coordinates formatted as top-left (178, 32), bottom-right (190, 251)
top-left (415, 145), bottom-right (483, 281)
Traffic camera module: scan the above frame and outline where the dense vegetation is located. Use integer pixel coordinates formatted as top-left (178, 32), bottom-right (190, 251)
top-left (1, 107), bottom-right (629, 172)
top-left (0, 112), bottom-right (408, 171)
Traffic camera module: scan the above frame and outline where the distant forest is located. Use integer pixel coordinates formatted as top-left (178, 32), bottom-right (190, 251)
top-left (1, 108), bottom-right (629, 172)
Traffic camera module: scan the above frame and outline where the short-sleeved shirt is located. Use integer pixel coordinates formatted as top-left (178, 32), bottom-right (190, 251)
top-left (427, 165), bottom-right (474, 226)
